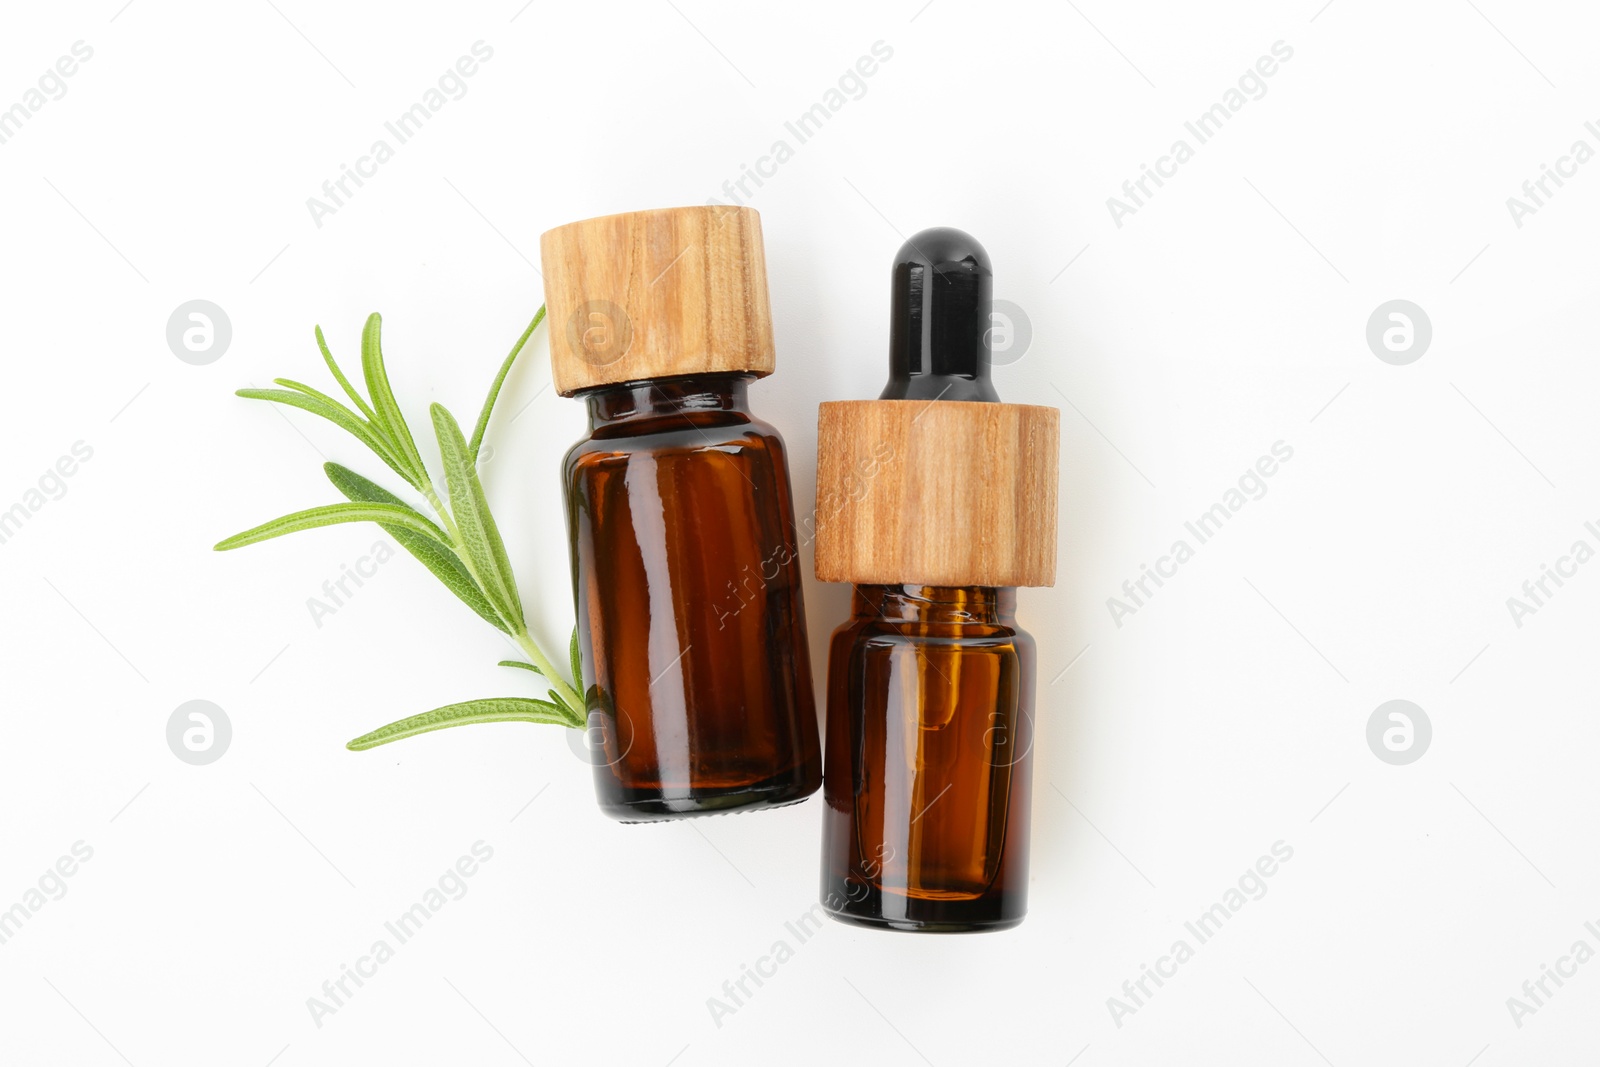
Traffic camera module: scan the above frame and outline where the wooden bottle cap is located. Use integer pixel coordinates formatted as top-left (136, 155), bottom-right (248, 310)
top-left (814, 399), bottom-right (1060, 588)
top-left (539, 206), bottom-right (776, 396)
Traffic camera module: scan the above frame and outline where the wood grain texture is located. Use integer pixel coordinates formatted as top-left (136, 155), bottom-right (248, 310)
top-left (539, 205), bottom-right (775, 396)
top-left (814, 400), bottom-right (1060, 588)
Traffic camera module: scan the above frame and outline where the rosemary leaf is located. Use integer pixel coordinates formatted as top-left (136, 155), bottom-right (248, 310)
top-left (569, 626), bottom-right (583, 691)
top-left (469, 305), bottom-right (545, 463)
top-left (360, 313), bottom-right (428, 486)
top-left (346, 697), bottom-right (581, 750)
top-left (237, 386), bottom-right (415, 489)
top-left (324, 462), bottom-right (507, 633)
top-left (316, 324), bottom-right (380, 423)
top-left (215, 502), bottom-right (450, 551)
top-left (431, 402), bottom-right (524, 629)
top-left (498, 660), bottom-right (543, 674)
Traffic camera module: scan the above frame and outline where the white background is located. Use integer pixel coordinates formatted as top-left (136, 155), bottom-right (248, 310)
top-left (2, 0), bottom-right (1598, 1063)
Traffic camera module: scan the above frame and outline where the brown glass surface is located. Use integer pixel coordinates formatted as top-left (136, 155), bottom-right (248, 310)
top-left (563, 374), bottom-right (821, 821)
top-left (821, 584), bottom-right (1035, 930)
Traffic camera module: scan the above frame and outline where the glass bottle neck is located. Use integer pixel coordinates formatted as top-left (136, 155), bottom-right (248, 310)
top-left (851, 584), bottom-right (1016, 625)
top-left (581, 373), bottom-right (752, 431)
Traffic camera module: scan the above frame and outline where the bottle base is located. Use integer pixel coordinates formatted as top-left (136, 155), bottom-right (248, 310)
top-left (600, 772), bottom-right (820, 823)
top-left (819, 879), bottom-right (1025, 932)
top-left (822, 905), bottom-right (1023, 934)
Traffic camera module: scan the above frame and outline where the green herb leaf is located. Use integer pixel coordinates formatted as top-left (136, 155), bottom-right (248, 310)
top-left (324, 462), bottom-right (507, 633)
top-left (214, 502), bottom-right (450, 551)
top-left (316, 324), bottom-right (380, 423)
top-left (236, 386), bottom-right (416, 489)
top-left (361, 313), bottom-right (428, 485)
top-left (221, 308), bottom-right (583, 752)
top-left (569, 626), bottom-right (583, 691)
top-left (470, 305), bottom-right (545, 463)
top-left (346, 696), bottom-right (581, 751)
top-left (431, 402), bottom-right (524, 629)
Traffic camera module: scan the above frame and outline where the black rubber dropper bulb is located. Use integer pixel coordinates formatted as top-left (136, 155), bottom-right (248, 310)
top-left (879, 226), bottom-right (1000, 403)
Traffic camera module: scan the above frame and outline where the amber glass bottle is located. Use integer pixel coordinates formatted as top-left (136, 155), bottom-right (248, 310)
top-left (563, 373), bottom-right (819, 819)
top-left (541, 207), bottom-right (821, 821)
top-left (814, 228), bottom-right (1060, 930)
top-left (820, 585), bottom-right (1036, 929)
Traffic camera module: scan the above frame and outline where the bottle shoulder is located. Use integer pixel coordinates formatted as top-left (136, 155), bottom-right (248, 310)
top-left (833, 615), bottom-right (1033, 649)
top-left (564, 415), bottom-right (786, 472)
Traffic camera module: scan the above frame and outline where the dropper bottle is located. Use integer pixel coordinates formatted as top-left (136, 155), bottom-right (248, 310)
top-left (813, 227), bottom-right (1060, 931)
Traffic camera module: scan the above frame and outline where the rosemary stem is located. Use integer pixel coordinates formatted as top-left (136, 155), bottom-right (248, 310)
top-left (512, 628), bottom-right (584, 719)
top-left (416, 476), bottom-right (583, 718)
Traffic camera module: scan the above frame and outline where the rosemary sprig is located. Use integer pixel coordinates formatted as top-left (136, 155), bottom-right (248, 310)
top-left (215, 307), bottom-right (589, 747)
